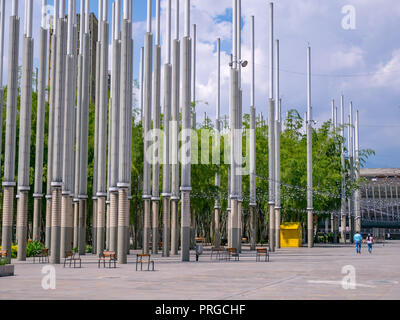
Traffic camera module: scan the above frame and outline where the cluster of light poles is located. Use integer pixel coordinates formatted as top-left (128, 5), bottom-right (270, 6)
top-left (0, 0), bottom-right (365, 263)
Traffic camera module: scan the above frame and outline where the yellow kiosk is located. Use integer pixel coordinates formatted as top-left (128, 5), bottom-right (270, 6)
top-left (280, 222), bottom-right (302, 248)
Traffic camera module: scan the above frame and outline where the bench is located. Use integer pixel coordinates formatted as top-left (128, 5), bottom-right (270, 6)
top-left (98, 251), bottom-right (117, 268)
top-left (136, 254), bottom-right (155, 271)
top-left (0, 250), bottom-right (7, 258)
top-left (256, 248), bottom-right (269, 262)
top-left (64, 251), bottom-right (82, 268)
top-left (34, 248), bottom-right (49, 264)
top-left (227, 248), bottom-right (239, 261)
top-left (148, 242), bottom-right (163, 251)
top-left (211, 247), bottom-right (226, 260)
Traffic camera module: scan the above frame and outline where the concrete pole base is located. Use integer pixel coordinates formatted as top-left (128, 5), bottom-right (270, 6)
top-left (307, 210), bottom-right (314, 248)
top-left (73, 201), bottom-right (79, 249)
top-left (17, 191), bottom-right (29, 261)
top-left (181, 191), bottom-right (191, 262)
top-left (143, 199), bottom-right (151, 254)
top-left (92, 199), bottom-right (98, 255)
top-left (269, 204), bottom-right (275, 252)
top-left (109, 192), bottom-right (118, 253)
top-left (275, 208), bottom-right (281, 249)
top-left (170, 199), bottom-right (179, 255)
top-left (117, 188), bottom-right (129, 264)
top-left (249, 206), bottom-right (256, 250)
top-left (162, 197), bottom-right (170, 257)
top-left (1, 186), bottom-right (14, 262)
top-left (33, 197), bottom-right (42, 242)
top-left (214, 208), bottom-right (221, 248)
top-left (78, 199), bottom-right (87, 255)
top-left (45, 198), bottom-right (52, 249)
top-left (152, 200), bottom-right (159, 255)
top-left (50, 187), bottom-right (62, 264)
top-left (96, 197), bottom-right (106, 256)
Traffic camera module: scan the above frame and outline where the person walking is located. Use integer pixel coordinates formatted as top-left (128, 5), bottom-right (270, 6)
top-left (353, 231), bottom-right (362, 254)
top-left (366, 234), bottom-right (374, 254)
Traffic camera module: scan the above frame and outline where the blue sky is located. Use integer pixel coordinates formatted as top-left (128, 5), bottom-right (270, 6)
top-left (2, 0), bottom-right (400, 169)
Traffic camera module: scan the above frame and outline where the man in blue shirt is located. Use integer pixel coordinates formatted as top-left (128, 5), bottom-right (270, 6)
top-left (353, 232), bottom-right (363, 254)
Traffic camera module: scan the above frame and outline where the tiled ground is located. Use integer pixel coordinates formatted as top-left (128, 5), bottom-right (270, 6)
top-left (1, 241), bottom-right (399, 300)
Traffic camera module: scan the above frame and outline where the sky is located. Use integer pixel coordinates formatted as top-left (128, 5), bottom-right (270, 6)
top-left (1, 0), bottom-right (400, 169)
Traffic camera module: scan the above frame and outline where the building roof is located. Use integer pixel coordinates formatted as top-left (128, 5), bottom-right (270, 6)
top-left (360, 168), bottom-right (400, 178)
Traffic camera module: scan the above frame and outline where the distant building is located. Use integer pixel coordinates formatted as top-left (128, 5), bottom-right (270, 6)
top-left (360, 168), bottom-right (400, 237)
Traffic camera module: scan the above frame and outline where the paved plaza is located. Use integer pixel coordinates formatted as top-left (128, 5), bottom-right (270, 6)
top-left (1, 241), bottom-right (400, 300)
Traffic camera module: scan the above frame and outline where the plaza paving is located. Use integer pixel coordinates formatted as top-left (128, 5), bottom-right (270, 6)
top-left (1, 241), bottom-right (400, 300)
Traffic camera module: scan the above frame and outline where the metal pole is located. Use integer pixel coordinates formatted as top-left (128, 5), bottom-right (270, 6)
top-left (33, 1), bottom-right (48, 242)
top-left (117, 1), bottom-right (133, 263)
top-left (96, 0), bottom-right (109, 257)
top-left (181, 0), bottom-right (192, 261)
top-left (340, 95), bottom-right (346, 243)
top-left (60, 0), bottom-right (76, 258)
top-left (214, 37), bottom-right (222, 249)
top-left (50, 4), bottom-right (67, 264)
top-left (143, 0), bottom-right (153, 255)
top-left (249, 16), bottom-right (256, 251)
top-left (170, 0), bottom-right (180, 256)
top-left (151, 0), bottom-right (161, 255)
top-left (191, 24), bottom-right (196, 129)
top-left (274, 39), bottom-right (281, 249)
top-left (109, 0), bottom-right (121, 254)
top-left (349, 103), bottom-right (354, 241)
top-left (162, 0), bottom-right (172, 257)
top-left (307, 46), bottom-right (313, 248)
top-left (354, 110), bottom-right (361, 232)
top-left (17, 0), bottom-right (34, 260)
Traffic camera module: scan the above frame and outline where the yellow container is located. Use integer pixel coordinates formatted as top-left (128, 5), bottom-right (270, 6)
top-left (280, 222), bottom-right (302, 248)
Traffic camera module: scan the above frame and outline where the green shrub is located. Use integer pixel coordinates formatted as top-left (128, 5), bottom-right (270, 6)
top-left (86, 245), bottom-right (92, 254)
top-left (0, 258), bottom-right (8, 266)
top-left (26, 241), bottom-right (45, 257)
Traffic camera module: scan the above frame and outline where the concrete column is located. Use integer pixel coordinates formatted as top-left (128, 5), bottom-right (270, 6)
top-left (117, 187), bottom-right (129, 264)
top-left (33, 27), bottom-right (48, 242)
top-left (2, 15), bottom-right (19, 261)
top-left (340, 95), bottom-right (346, 243)
top-left (181, 34), bottom-right (192, 262)
top-left (354, 110), bottom-right (361, 233)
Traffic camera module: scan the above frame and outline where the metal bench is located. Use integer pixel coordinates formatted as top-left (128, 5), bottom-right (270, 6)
top-left (98, 251), bottom-right (117, 268)
top-left (256, 248), bottom-right (269, 262)
top-left (64, 251), bottom-right (82, 268)
top-left (211, 247), bottom-right (226, 260)
top-left (227, 248), bottom-right (239, 261)
top-left (136, 254), bottom-right (155, 271)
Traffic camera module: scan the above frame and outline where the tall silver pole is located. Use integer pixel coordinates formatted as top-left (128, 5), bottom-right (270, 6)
top-left (274, 39), bottom-right (281, 249)
top-left (151, 0), bottom-right (161, 255)
top-left (354, 110), bottom-right (361, 233)
top-left (117, 0), bottom-right (133, 264)
top-left (143, 0), bottom-right (153, 255)
top-left (162, 0), bottom-right (172, 257)
top-left (0, 0), bottom-right (6, 197)
top-left (60, 0), bottom-right (76, 258)
top-left (340, 95), bottom-right (346, 243)
top-left (77, 0), bottom-right (90, 256)
top-left (139, 46), bottom-right (144, 122)
top-left (170, 0), bottom-right (180, 256)
top-left (181, 0), bottom-right (192, 261)
top-left (191, 24), bottom-right (196, 129)
top-left (33, 0), bottom-right (48, 242)
top-left (307, 46), bottom-right (313, 248)
top-left (348, 103), bottom-right (354, 242)
top-left (268, 2), bottom-right (275, 252)
top-left (96, 0), bottom-right (109, 257)
top-left (249, 16), bottom-right (257, 251)
top-left (109, 0), bottom-right (121, 254)
top-left (214, 38), bottom-right (222, 249)
top-left (50, 1), bottom-right (67, 264)
top-left (16, 0), bottom-right (34, 261)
